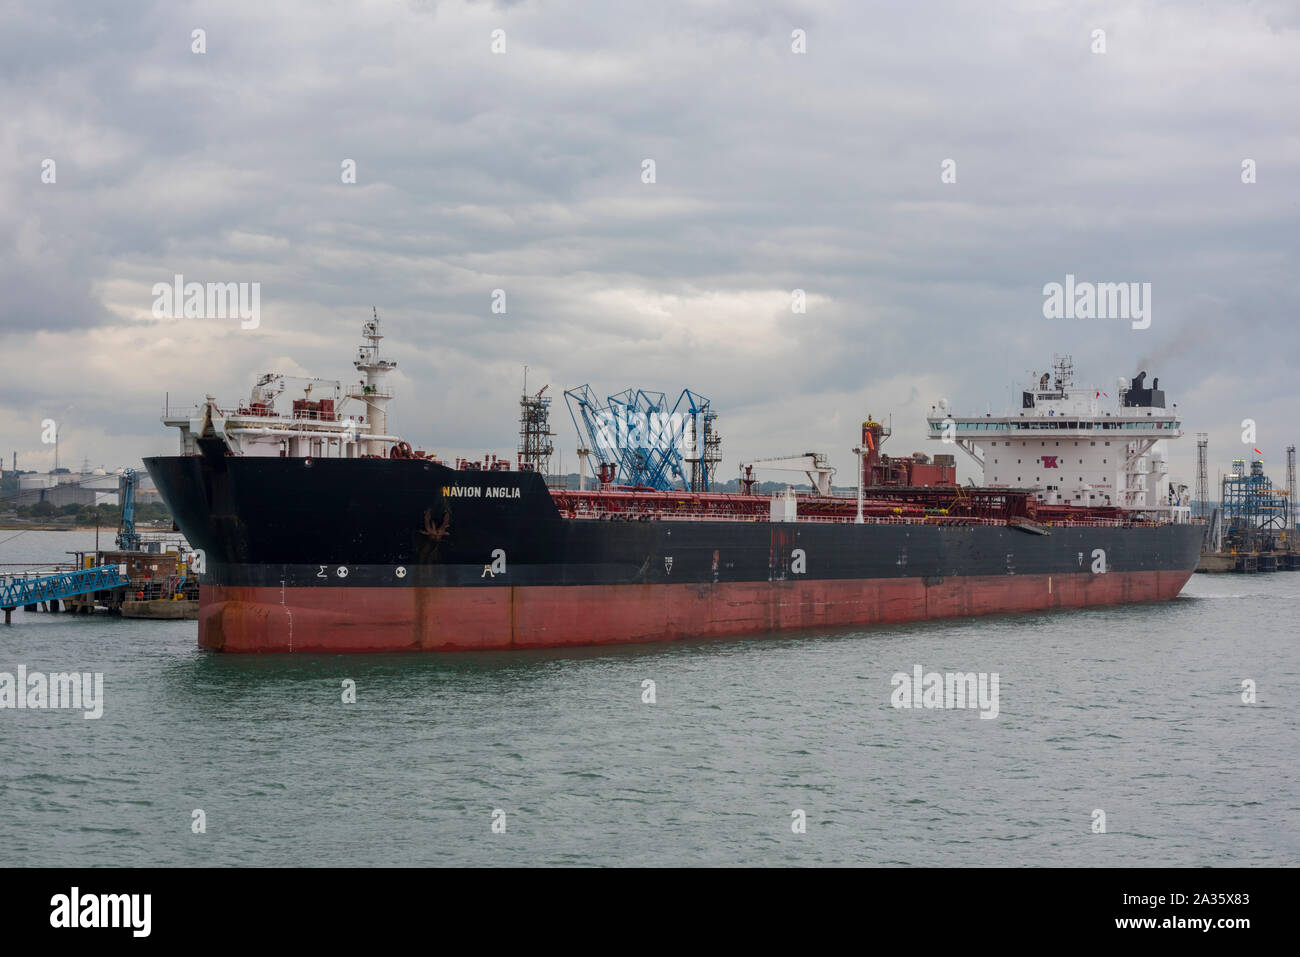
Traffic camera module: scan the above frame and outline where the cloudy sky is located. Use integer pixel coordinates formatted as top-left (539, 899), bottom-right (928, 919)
top-left (2, 0), bottom-right (1297, 488)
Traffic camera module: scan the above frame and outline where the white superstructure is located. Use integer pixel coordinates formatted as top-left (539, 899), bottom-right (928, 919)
top-left (163, 312), bottom-right (401, 458)
top-left (927, 356), bottom-right (1190, 520)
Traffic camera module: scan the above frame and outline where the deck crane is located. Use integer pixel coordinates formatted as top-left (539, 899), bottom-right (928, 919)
top-left (738, 453), bottom-right (837, 496)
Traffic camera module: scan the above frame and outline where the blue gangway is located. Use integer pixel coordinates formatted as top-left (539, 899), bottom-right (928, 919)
top-left (0, 565), bottom-right (128, 612)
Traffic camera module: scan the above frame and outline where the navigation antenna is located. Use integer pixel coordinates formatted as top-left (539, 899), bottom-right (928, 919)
top-left (1051, 354), bottom-right (1074, 392)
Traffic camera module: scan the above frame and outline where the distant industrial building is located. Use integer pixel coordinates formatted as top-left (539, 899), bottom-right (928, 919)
top-left (14, 468), bottom-right (162, 508)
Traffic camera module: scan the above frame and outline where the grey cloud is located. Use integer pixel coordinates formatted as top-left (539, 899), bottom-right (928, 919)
top-left (0, 0), bottom-right (1297, 481)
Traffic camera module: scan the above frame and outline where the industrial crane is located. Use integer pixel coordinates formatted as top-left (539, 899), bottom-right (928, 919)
top-left (738, 453), bottom-right (837, 496)
top-left (116, 468), bottom-right (140, 551)
top-left (250, 373), bottom-right (342, 409)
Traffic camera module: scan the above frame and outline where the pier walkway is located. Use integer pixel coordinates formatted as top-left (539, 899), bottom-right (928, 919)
top-left (0, 566), bottom-right (128, 623)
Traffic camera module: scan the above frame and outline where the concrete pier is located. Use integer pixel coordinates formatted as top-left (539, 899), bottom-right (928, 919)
top-left (1197, 551), bottom-right (1299, 573)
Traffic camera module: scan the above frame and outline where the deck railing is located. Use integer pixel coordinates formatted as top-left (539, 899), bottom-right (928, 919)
top-left (555, 507), bottom-right (1162, 528)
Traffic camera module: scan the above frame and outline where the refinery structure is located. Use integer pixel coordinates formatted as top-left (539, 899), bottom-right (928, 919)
top-left (6, 461), bottom-right (163, 508)
top-left (1198, 445), bottom-right (1298, 571)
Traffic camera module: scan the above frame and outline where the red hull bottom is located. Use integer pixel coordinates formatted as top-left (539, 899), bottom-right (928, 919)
top-left (198, 570), bottom-right (1194, 653)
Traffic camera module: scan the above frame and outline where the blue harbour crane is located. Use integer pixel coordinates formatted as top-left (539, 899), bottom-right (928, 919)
top-left (564, 385), bottom-right (719, 491)
top-left (117, 468), bottom-right (141, 551)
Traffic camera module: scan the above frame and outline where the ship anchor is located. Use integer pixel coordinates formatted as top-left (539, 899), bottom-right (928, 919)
top-left (420, 508), bottom-right (451, 541)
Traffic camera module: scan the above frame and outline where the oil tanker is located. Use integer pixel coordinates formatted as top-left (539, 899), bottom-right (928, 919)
top-left (146, 316), bottom-right (1203, 653)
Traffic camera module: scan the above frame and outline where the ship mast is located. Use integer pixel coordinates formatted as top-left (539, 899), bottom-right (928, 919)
top-left (518, 375), bottom-right (555, 477)
top-left (349, 308), bottom-right (397, 456)
top-left (1051, 353), bottom-right (1074, 392)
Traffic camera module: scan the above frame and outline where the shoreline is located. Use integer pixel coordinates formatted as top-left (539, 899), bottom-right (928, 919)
top-left (0, 525), bottom-right (176, 533)
top-left (0, 524), bottom-right (103, 532)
